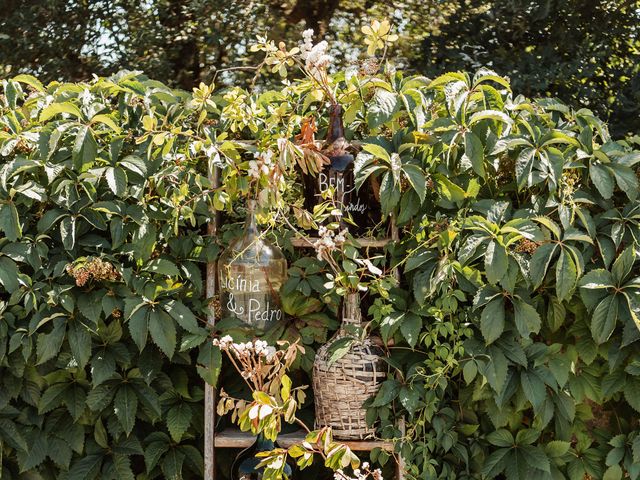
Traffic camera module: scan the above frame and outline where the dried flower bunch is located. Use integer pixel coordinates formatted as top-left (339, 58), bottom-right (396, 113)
top-left (213, 336), bottom-right (286, 392)
top-left (65, 256), bottom-right (120, 286)
top-left (214, 336), bottom-right (386, 480)
top-left (215, 337), bottom-right (307, 440)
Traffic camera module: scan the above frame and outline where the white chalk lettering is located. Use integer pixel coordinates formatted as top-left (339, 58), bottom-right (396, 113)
top-left (317, 173), bottom-right (366, 214)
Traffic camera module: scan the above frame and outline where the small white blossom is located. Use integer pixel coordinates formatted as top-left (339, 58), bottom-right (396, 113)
top-left (212, 335), bottom-right (234, 348)
top-left (258, 404), bottom-right (273, 419)
top-left (265, 346), bottom-right (277, 361)
top-left (248, 150), bottom-right (275, 179)
top-left (248, 160), bottom-right (261, 179)
top-left (248, 404), bottom-right (260, 419)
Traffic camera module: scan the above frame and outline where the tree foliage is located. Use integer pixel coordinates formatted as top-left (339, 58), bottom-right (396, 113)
top-left (419, 0), bottom-right (640, 138)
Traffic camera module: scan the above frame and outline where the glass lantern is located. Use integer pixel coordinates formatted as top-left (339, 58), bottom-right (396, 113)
top-left (218, 201), bottom-right (287, 331)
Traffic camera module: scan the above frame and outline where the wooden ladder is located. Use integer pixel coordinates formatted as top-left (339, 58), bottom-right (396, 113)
top-left (204, 167), bottom-right (406, 480)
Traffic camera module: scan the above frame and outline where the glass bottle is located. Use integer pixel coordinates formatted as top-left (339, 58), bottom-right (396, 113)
top-left (231, 434), bottom-right (292, 480)
top-left (321, 104), bottom-right (358, 220)
top-left (218, 201), bottom-right (287, 331)
top-left (304, 104), bottom-right (379, 233)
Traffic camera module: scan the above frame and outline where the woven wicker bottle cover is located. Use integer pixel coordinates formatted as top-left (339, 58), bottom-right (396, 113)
top-left (313, 292), bottom-right (385, 440)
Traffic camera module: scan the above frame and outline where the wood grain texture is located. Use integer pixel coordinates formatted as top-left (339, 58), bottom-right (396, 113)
top-left (204, 166), bottom-right (220, 480)
top-left (214, 428), bottom-right (395, 451)
top-left (290, 237), bottom-right (393, 248)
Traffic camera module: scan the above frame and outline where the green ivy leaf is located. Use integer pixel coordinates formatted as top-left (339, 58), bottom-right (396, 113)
top-left (367, 89), bottom-right (399, 128)
top-left (161, 448), bottom-right (186, 480)
top-left (463, 131), bottom-right (485, 178)
top-left (148, 309), bottom-right (176, 358)
top-left (39, 102), bottom-right (83, 122)
top-left (624, 377), bottom-right (640, 413)
top-left (483, 346), bottom-right (508, 394)
top-left (68, 320), bottom-right (92, 369)
top-left (591, 295), bottom-right (619, 344)
top-left (0, 256), bottom-right (20, 293)
top-left (91, 350), bottom-right (116, 386)
top-left (520, 371), bottom-right (546, 410)
top-left (463, 360), bottom-right (478, 384)
top-left (197, 343), bottom-right (222, 386)
top-left (361, 143), bottom-right (390, 162)
top-left (112, 454), bottom-right (136, 480)
top-left (105, 166), bottom-right (128, 197)
top-left (513, 297), bottom-right (541, 337)
top-left (166, 403), bottom-right (192, 443)
top-left (481, 448), bottom-right (510, 477)
top-left (480, 297), bottom-right (505, 344)
top-left (611, 246), bottom-right (635, 284)
top-left (603, 465), bottom-right (623, 480)
top-left (379, 171), bottom-right (401, 215)
top-left (17, 434), bottom-right (49, 472)
top-left (485, 240), bottom-right (508, 285)
top-left (371, 380), bottom-right (400, 407)
top-left (36, 321), bottom-right (66, 364)
top-left (398, 386), bottom-right (421, 415)
top-left (144, 258), bottom-right (180, 276)
top-left (530, 243), bottom-right (557, 288)
top-left (545, 440), bottom-right (571, 458)
top-left (589, 162), bottom-right (614, 199)
top-left (486, 429), bottom-right (514, 447)
top-left (399, 312), bottom-right (422, 348)
top-left (555, 249), bottom-right (578, 301)
top-left (115, 384), bottom-right (138, 436)
top-left (64, 385), bottom-right (87, 421)
top-left (610, 163), bottom-right (638, 200)
top-left (0, 202), bottom-right (21, 241)
top-left (402, 164), bottom-right (426, 203)
top-left (163, 299), bottom-right (200, 333)
top-left (73, 125), bottom-right (98, 171)
top-left (515, 148), bottom-right (535, 189)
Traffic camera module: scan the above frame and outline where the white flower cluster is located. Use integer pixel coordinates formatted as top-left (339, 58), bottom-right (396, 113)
top-left (248, 150), bottom-right (275, 179)
top-left (300, 29), bottom-right (333, 79)
top-left (334, 462), bottom-right (383, 480)
top-left (313, 226), bottom-right (347, 260)
top-left (212, 336), bottom-right (277, 361)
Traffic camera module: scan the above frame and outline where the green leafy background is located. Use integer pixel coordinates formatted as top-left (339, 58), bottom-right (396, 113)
top-left (1, 67), bottom-right (640, 480)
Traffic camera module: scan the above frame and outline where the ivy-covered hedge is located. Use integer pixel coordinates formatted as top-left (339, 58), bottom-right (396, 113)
top-left (0, 74), bottom-right (219, 479)
top-left (1, 65), bottom-right (640, 480)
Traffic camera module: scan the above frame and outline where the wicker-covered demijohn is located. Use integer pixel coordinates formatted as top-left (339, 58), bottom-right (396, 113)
top-left (312, 293), bottom-right (385, 440)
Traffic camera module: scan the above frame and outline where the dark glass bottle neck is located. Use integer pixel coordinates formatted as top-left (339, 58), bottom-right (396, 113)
top-left (327, 104), bottom-right (345, 143)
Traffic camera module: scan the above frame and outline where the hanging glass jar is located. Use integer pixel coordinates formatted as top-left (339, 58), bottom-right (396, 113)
top-left (303, 103), bottom-right (380, 234)
top-left (218, 200), bottom-right (287, 331)
top-left (231, 433), bottom-right (292, 480)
